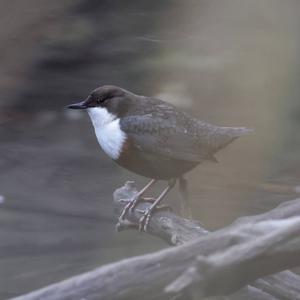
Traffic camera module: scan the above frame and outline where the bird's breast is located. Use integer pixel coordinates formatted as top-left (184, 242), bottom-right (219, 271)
top-left (87, 108), bottom-right (127, 160)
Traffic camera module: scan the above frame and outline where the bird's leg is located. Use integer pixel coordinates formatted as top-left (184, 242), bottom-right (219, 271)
top-left (179, 176), bottom-right (192, 218)
top-left (119, 179), bottom-right (156, 221)
top-left (139, 179), bottom-right (176, 232)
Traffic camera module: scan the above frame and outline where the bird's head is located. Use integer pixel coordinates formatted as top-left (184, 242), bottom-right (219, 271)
top-left (67, 85), bottom-right (134, 117)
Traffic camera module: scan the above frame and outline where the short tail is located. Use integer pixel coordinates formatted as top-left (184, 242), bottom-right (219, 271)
top-left (222, 127), bottom-right (254, 138)
top-left (212, 126), bottom-right (254, 152)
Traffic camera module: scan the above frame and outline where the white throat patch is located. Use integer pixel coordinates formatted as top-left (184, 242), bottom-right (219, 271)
top-left (87, 107), bottom-right (126, 160)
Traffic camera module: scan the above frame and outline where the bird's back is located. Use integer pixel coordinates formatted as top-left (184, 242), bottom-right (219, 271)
top-left (120, 95), bottom-right (253, 165)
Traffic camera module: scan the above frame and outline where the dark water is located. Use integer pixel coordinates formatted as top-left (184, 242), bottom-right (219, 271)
top-left (1, 1), bottom-right (300, 298)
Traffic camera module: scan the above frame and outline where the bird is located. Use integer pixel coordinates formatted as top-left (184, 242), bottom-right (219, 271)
top-left (67, 85), bottom-right (252, 231)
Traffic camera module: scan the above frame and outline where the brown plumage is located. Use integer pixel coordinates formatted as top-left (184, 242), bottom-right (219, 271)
top-left (68, 85), bottom-right (253, 231)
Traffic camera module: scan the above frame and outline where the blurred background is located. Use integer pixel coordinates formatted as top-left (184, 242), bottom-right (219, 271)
top-left (1, 0), bottom-right (300, 298)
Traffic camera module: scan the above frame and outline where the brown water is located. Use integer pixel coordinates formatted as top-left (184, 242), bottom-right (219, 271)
top-left (1, 1), bottom-right (300, 298)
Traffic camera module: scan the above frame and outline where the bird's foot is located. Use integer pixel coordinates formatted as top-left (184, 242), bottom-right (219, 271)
top-left (118, 195), bottom-right (157, 225)
top-left (138, 208), bottom-right (153, 232)
top-left (119, 193), bottom-right (141, 221)
top-left (137, 204), bottom-right (172, 232)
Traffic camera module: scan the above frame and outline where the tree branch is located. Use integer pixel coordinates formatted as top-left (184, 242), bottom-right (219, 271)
top-left (165, 217), bottom-right (300, 297)
top-left (9, 182), bottom-right (300, 300)
top-left (113, 181), bottom-right (208, 245)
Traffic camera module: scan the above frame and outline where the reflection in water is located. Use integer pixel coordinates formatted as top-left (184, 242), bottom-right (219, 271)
top-left (1, 0), bottom-right (300, 298)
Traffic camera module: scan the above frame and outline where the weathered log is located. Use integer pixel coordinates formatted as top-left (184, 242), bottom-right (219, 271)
top-left (166, 217), bottom-right (300, 297)
top-left (9, 182), bottom-right (300, 300)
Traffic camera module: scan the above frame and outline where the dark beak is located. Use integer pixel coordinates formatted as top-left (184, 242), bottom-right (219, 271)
top-left (66, 100), bottom-right (88, 110)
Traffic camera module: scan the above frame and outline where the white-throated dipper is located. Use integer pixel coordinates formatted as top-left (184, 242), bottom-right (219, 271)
top-left (67, 85), bottom-right (252, 231)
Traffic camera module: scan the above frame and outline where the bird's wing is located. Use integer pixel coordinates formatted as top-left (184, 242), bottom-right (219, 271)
top-left (120, 114), bottom-right (215, 163)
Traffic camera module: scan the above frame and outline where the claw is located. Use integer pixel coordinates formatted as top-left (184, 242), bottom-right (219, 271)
top-left (119, 194), bottom-right (140, 220)
top-left (117, 179), bottom-right (175, 233)
top-left (115, 222), bottom-right (122, 232)
top-left (138, 179), bottom-right (176, 232)
top-left (138, 208), bottom-right (153, 232)
top-left (128, 194), bottom-right (140, 213)
top-left (119, 201), bottom-right (132, 221)
top-left (138, 214), bottom-right (146, 232)
top-left (118, 179), bottom-right (157, 223)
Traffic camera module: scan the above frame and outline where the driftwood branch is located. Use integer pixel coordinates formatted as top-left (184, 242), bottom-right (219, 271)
top-left (166, 217), bottom-right (300, 297)
top-left (114, 181), bottom-right (208, 244)
top-left (9, 182), bottom-right (300, 300)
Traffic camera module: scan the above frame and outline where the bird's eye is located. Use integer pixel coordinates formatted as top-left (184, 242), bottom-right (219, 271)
top-left (97, 97), bottom-right (105, 104)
